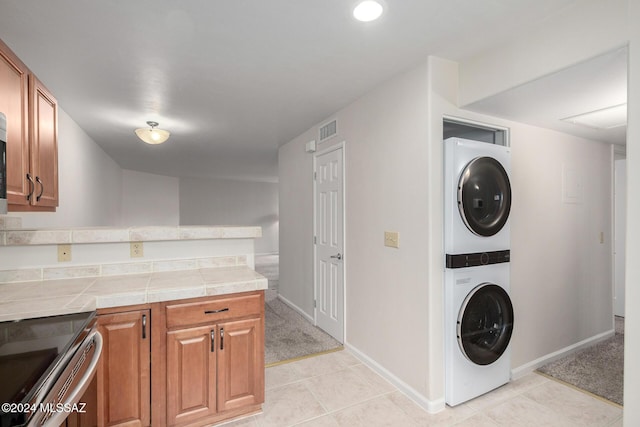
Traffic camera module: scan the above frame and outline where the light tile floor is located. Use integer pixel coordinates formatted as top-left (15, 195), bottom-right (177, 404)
top-left (220, 349), bottom-right (623, 427)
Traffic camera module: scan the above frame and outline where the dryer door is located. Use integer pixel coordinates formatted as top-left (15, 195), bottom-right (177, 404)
top-left (457, 283), bottom-right (513, 366)
top-left (457, 156), bottom-right (511, 236)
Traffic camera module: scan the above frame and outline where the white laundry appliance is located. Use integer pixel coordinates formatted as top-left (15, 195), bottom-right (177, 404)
top-left (444, 137), bottom-right (511, 257)
top-left (443, 136), bottom-right (513, 406)
top-left (444, 262), bottom-right (513, 406)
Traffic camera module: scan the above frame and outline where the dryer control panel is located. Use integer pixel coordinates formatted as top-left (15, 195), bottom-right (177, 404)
top-left (446, 250), bottom-right (510, 269)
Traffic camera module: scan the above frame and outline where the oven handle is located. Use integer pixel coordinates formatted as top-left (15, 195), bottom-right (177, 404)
top-left (41, 331), bottom-right (103, 427)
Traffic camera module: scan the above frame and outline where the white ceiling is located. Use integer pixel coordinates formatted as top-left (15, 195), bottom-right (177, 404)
top-left (464, 47), bottom-right (628, 146)
top-left (1, 0), bottom-right (619, 182)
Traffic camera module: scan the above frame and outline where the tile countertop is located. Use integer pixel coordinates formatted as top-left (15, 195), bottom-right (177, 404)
top-left (0, 265), bottom-right (268, 322)
top-left (0, 225), bottom-right (262, 246)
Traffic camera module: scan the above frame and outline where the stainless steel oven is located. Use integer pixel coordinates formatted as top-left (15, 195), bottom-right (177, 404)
top-left (0, 312), bottom-right (102, 427)
top-left (0, 111), bottom-right (7, 214)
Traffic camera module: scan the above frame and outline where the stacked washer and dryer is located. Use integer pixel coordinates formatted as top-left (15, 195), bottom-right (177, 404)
top-left (444, 137), bottom-right (514, 406)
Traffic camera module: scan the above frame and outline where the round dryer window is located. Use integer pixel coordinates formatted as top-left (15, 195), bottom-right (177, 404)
top-left (457, 156), bottom-right (511, 236)
top-left (457, 284), bottom-right (513, 366)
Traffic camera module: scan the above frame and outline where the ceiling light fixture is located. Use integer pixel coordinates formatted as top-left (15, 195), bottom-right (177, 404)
top-left (353, 0), bottom-right (384, 22)
top-left (561, 103), bottom-right (627, 130)
top-left (134, 121), bottom-right (171, 144)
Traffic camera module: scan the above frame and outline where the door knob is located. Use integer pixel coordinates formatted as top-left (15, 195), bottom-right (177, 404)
top-left (330, 253), bottom-right (342, 260)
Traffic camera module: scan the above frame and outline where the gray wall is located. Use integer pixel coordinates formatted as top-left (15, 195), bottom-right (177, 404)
top-left (179, 177), bottom-right (278, 254)
top-left (120, 169), bottom-right (180, 226)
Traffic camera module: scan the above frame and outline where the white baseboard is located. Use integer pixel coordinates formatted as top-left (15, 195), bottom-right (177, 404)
top-left (345, 343), bottom-right (446, 414)
top-left (511, 329), bottom-right (615, 380)
top-left (276, 294), bottom-right (315, 324)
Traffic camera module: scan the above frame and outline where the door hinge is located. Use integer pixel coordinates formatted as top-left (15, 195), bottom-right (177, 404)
top-left (314, 300), bottom-right (317, 308)
top-left (314, 172), bottom-right (317, 180)
top-left (314, 236), bottom-right (317, 244)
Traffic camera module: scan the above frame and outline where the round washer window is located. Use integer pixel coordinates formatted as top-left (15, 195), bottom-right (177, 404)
top-left (457, 156), bottom-right (511, 236)
top-left (457, 283), bottom-right (513, 366)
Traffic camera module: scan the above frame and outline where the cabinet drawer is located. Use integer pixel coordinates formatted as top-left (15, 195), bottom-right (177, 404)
top-left (166, 292), bottom-right (263, 328)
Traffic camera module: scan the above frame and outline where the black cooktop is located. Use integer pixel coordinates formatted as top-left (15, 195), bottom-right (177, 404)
top-left (0, 311), bottom-right (95, 427)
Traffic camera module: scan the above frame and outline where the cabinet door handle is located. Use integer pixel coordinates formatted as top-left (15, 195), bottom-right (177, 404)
top-left (220, 327), bottom-right (224, 350)
top-left (205, 308), bottom-right (229, 315)
top-left (211, 329), bottom-right (215, 353)
top-left (36, 176), bottom-right (44, 202)
top-left (142, 314), bottom-right (147, 339)
top-left (26, 174), bottom-right (35, 201)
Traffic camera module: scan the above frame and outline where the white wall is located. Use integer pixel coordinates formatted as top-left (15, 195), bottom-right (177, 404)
top-left (120, 169), bottom-right (180, 226)
top-left (509, 126), bottom-right (612, 364)
top-left (278, 132), bottom-right (315, 312)
top-left (179, 177), bottom-right (278, 254)
top-left (624, 1), bottom-right (640, 424)
top-left (280, 61), bottom-right (434, 406)
top-left (12, 108), bottom-right (122, 228)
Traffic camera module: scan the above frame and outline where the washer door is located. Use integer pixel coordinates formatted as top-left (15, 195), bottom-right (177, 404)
top-left (457, 156), bottom-right (511, 237)
top-left (457, 283), bottom-right (513, 366)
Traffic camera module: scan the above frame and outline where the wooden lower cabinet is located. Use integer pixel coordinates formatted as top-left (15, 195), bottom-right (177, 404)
top-left (216, 317), bottom-right (264, 412)
top-left (97, 291), bottom-right (264, 427)
top-left (165, 293), bottom-right (265, 427)
top-left (166, 325), bottom-right (217, 425)
top-left (62, 376), bottom-right (98, 427)
top-left (97, 309), bottom-right (151, 427)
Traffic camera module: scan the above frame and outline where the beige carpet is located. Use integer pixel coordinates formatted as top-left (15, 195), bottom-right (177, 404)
top-left (255, 254), bottom-right (342, 365)
top-left (264, 296), bottom-right (342, 365)
top-left (537, 317), bottom-right (624, 406)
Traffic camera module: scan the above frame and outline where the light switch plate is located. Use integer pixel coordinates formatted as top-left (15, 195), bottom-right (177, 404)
top-left (384, 231), bottom-right (399, 248)
top-left (58, 244), bottom-right (72, 262)
top-left (130, 241), bottom-right (144, 258)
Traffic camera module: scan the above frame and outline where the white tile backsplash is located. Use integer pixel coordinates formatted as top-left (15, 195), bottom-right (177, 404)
top-left (0, 216), bottom-right (22, 230)
top-left (6, 229), bottom-right (72, 245)
top-left (43, 265), bottom-right (101, 281)
top-left (72, 228), bottom-right (131, 243)
top-left (0, 268), bottom-right (43, 283)
top-left (0, 234), bottom-right (256, 277)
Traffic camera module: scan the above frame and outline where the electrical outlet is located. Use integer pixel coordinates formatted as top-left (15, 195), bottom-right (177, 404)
top-left (58, 244), bottom-right (72, 262)
top-left (384, 231), bottom-right (399, 249)
top-left (130, 241), bottom-right (144, 258)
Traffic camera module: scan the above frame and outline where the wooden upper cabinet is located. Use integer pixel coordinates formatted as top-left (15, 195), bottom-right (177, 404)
top-left (0, 38), bottom-right (30, 206)
top-left (0, 37), bottom-right (58, 211)
top-left (28, 75), bottom-right (58, 209)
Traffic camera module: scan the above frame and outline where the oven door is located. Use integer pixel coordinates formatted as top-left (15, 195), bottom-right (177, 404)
top-left (27, 329), bottom-right (102, 427)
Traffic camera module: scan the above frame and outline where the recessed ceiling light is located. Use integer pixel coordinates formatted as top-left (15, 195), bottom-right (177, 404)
top-left (561, 103), bottom-right (627, 130)
top-left (353, 1), bottom-right (384, 22)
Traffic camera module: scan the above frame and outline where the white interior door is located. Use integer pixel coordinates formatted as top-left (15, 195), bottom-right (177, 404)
top-left (314, 145), bottom-right (344, 343)
top-left (614, 158), bottom-right (626, 317)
